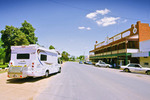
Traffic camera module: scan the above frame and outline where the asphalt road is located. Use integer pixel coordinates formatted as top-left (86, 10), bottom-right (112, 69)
top-left (35, 62), bottom-right (150, 100)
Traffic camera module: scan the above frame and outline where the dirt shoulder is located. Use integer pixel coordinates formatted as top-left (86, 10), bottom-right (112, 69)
top-left (0, 63), bottom-right (65, 100)
top-left (0, 72), bottom-right (51, 100)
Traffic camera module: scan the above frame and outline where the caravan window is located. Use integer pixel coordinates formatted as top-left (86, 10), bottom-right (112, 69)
top-left (17, 54), bottom-right (30, 59)
top-left (40, 54), bottom-right (47, 61)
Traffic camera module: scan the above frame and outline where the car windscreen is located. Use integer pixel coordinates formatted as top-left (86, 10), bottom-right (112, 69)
top-left (17, 54), bottom-right (30, 59)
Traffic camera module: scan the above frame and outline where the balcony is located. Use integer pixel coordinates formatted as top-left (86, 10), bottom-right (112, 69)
top-left (90, 48), bottom-right (139, 58)
top-left (127, 49), bottom-right (139, 53)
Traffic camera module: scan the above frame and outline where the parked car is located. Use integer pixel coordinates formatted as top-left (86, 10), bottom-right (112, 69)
top-left (84, 61), bottom-right (88, 64)
top-left (92, 62), bottom-right (96, 65)
top-left (79, 61), bottom-right (83, 64)
top-left (121, 63), bottom-right (150, 75)
top-left (87, 61), bottom-right (93, 65)
top-left (84, 61), bottom-right (86, 64)
top-left (95, 60), bottom-right (111, 68)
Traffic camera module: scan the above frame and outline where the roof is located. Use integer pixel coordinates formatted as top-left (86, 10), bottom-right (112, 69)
top-left (11, 44), bottom-right (58, 54)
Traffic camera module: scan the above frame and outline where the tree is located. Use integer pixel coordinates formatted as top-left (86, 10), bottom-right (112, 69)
top-left (61, 51), bottom-right (70, 61)
top-left (49, 45), bottom-right (55, 49)
top-left (0, 20), bottom-right (37, 62)
top-left (69, 56), bottom-right (75, 61)
top-left (1, 26), bottom-right (29, 62)
top-left (20, 20), bottom-right (38, 44)
top-left (79, 55), bottom-right (85, 60)
top-left (0, 39), bottom-right (5, 64)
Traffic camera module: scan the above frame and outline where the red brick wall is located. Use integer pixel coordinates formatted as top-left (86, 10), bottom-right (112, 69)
top-left (138, 21), bottom-right (150, 42)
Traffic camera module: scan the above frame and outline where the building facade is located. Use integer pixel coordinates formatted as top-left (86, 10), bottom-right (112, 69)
top-left (89, 21), bottom-right (150, 67)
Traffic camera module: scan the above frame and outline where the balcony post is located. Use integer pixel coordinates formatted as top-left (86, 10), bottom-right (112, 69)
top-left (125, 53), bottom-right (128, 65)
top-left (125, 39), bottom-right (128, 53)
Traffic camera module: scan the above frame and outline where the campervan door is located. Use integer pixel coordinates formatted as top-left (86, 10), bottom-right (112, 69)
top-left (37, 49), bottom-right (58, 74)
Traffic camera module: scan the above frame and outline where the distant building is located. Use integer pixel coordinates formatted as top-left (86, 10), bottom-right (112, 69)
top-left (85, 55), bottom-right (89, 61)
top-left (89, 21), bottom-right (150, 68)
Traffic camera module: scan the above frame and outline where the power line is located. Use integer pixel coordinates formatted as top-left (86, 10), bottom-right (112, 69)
top-left (48, 0), bottom-right (150, 22)
top-left (48, 0), bottom-right (93, 12)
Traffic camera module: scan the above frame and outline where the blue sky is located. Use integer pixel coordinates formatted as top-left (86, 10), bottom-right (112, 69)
top-left (0, 0), bottom-right (150, 57)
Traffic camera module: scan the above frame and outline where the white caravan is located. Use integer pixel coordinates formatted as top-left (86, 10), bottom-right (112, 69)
top-left (8, 44), bottom-right (61, 78)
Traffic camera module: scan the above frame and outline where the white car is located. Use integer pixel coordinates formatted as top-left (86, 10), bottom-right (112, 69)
top-left (121, 63), bottom-right (150, 75)
top-left (95, 60), bottom-right (111, 68)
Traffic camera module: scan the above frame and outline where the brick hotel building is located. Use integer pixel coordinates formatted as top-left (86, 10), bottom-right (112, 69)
top-left (89, 21), bottom-right (150, 68)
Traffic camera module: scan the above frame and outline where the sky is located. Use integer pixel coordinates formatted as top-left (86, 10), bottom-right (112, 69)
top-left (0, 0), bottom-right (150, 57)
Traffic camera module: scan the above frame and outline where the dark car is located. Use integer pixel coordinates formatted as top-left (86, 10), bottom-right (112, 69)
top-left (87, 61), bottom-right (93, 65)
top-left (79, 61), bottom-right (83, 64)
top-left (84, 61), bottom-right (86, 64)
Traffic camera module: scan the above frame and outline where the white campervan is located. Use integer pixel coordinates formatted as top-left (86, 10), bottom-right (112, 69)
top-left (8, 44), bottom-right (61, 78)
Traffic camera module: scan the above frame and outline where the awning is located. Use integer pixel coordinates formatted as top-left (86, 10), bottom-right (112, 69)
top-left (132, 51), bottom-right (150, 57)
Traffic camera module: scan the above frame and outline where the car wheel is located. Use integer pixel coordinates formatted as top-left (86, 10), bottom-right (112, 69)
top-left (45, 71), bottom-right (49, 78)
top-left (123, 68), bottom-right (130, 72)
top-left (146, 70), bottom-right (150, 75)
top-left (106, 66), bottom-right (109, 68)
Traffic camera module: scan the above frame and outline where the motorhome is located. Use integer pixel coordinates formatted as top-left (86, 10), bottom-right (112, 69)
top-left (8, 44), bottom-right (61, 78)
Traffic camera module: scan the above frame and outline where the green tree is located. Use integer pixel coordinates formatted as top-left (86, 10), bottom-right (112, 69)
top-left (20, 20), bottom-right (38, 44)
top-left (1, 25), bottom-right (29, 62)
top-left (69, 56), bottom-right (75, 61)
top-left (49, 45), bottom-right (55, 49)
top-left (0, 39), bottom-right (5, 64)
top-left (79, 55), bottom-right (85, 60)
top-left (76, 57), bottom-right (79, 59)
top-left (1, 21), bottom-right (38, 62)
top-left (61, 51), bottom-right (70, 61)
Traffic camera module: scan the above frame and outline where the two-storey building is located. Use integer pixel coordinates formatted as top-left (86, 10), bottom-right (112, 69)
top-left (89, 21), bottom-right (150, 67)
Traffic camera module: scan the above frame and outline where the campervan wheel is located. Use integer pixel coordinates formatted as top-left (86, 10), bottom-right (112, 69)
top-left (45, 70), bottom-right (49, 78)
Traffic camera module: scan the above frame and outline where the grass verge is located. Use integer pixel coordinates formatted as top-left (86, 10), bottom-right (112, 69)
top-left (0, 63), bottom-right (8, 68)
top-left (0, 63), bottom-right (8, 74)
top-left (0, 70), bottom-right (7, 74)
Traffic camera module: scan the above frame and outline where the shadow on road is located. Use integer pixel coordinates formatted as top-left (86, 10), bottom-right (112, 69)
top-left (120, 70), bottom-right (149, 76)
top-left (6, 73), bottom-right (57, 84)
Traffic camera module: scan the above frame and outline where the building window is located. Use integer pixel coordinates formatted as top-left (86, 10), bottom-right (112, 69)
top-left (144, 62), bottom-right (149, 66)
top-left (112, 45), bottom-right (117, 51)
top-left (144, 57), bottom-right (148, 58)
top-left (107, 47), bottom-right (111, 52)
top-left (127, 41), bottom-right (138, 49)
top-left (118, 43), bottom-right (125, 50)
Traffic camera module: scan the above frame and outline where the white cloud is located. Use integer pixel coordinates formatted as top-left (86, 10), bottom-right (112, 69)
top-left (96, 17), bottom-right (120, 27)
top-left (86, 27), bottom-right (91, 30)
top-left (78, 27), bottom-right (85, 30)
top-left (86, 12), bottom-right (97, 20)
top-left (86, 8), bottom-right (110, 20)
top-left (96, 8), bottom-right (110, 15)
top-left (78, 26), bottom-right (91, 30)
top-left (86, 8), bottom-right (121, 27)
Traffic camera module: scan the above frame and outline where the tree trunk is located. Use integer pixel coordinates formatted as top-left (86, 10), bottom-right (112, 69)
top-left (3, 58), bottom-right (5, 65)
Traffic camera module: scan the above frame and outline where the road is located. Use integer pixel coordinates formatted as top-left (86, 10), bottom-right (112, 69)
top-left (35, 62), bottom-right (150, 100)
